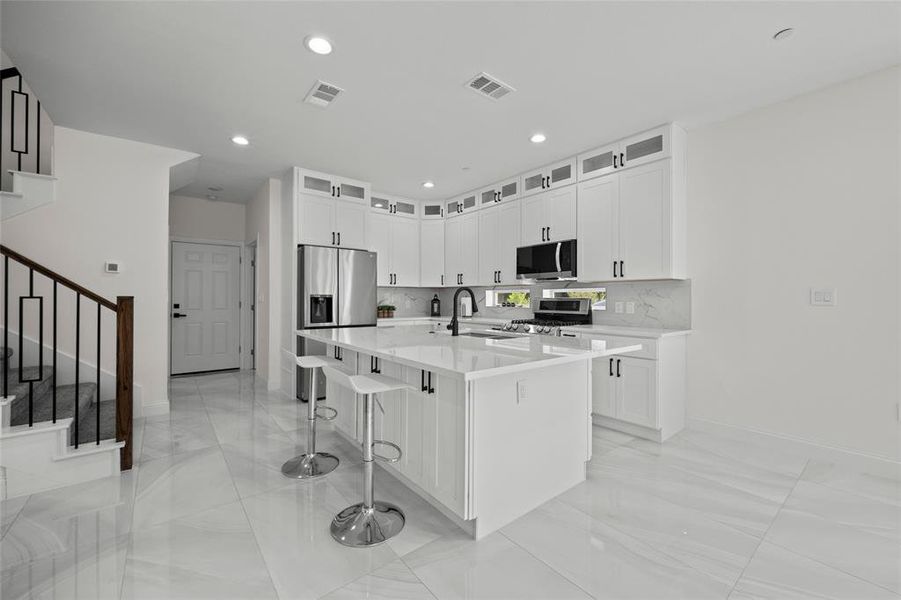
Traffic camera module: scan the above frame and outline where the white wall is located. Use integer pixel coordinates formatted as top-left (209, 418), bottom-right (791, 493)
top-left (686, 67), bottom-right (900, 460)
top-left (244, 177), bottom-right (282, 389)
top-left (1, 126), bottom-right (197, 416)
top-left (169, 194), bottom-right (245, 242)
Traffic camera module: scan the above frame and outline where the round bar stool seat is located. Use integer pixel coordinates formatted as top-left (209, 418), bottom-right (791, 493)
top-left (281, 355), bottom-right (345, 480)
top-left (321, 365), bottom-right (413, 548)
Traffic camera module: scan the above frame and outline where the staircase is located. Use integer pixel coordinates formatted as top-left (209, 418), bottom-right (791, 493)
top-left (0, 245), bottom-right (133, 499)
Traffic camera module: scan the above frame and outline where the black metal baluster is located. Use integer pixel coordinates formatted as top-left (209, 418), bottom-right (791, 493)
top-left (74, 292), bottom-right (80, 448)
top-left (28, 268), bottom-right (34, 426)
top-left (3, 255), bottom-right (7, 399)
top-left (96, 301), bottom-right (100, 445)
top-left (52, 282), bottom-right (57, 422)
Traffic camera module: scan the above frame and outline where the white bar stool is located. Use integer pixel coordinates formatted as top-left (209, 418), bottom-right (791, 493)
top-left (321, 365), bottom-right (412, 547)
top-left (281, 355), bottom-right (343, 479)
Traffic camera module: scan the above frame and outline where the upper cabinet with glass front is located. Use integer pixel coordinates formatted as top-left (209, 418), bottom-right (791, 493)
top-left (446, 191), bottom-right (477, 218)
top-left (520, 157), bottom-right (578, 198)
top-left (298, 168), bottom-right (370, 203)
top-left (420, 201), bottom-right (445, 220)
top-left (478, 177), bottom-right (520, 208)
top-left (370, 193), bottom-right (417, 219)
top-left (578, 125), bottom-right (672, 182)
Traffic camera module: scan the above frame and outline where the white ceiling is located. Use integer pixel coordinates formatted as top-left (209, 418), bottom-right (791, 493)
top-left (2, 1), bottom-right (899, 204)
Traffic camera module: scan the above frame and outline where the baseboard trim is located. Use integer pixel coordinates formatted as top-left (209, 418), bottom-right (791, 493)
top-left (687, 416), bottom-right (900, 466)
top-left (141, 400), bottom-right (170, 418)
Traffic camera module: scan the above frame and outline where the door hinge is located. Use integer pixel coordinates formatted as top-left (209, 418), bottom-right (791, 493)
top-left (239, 301), bottom-right (242, 308)
top-left (239, 256), bottom-right (242, 264)
top-left (250, 349), bottom-right (255, 356)
top-left (251, 304), bottom-right (255, 311)
top-left (239, 344), bottom-right (242, 353)
top-left (251, 260), bottom-right (255, 267)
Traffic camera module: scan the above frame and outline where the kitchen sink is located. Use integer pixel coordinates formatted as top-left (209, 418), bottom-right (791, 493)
top-left (460, 331), bottom-right (518, 340)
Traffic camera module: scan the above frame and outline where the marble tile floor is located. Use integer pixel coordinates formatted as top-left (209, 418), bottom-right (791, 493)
top-left (1, 370), bottom-right (898, 599)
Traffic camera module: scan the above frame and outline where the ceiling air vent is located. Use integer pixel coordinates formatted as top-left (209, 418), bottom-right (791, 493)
top-left (466, 72), bottom-right (515, 101)
top-left (304, 80), bottom-right (344, 108)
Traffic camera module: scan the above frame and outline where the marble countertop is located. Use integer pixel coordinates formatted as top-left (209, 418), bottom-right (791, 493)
top-left (297, 325), bottom-right (642, 381)
top-left (377, 317), bottom-right (690, 339)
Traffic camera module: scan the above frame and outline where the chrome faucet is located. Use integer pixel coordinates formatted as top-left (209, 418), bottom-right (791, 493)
top-left (447, 287), bottom-right (478, 336)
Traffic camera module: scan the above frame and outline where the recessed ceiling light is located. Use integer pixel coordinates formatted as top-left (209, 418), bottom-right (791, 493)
top-left (231, 135), bottom-right (249, 146)
top-left (773, 28), bottom-right (795, 42)
top-left (530, 133), bottom-right (547, 144)
top-left (422, 181), bottom-right (435, 189)
top-left (305, 36), bottom-right (333, 55)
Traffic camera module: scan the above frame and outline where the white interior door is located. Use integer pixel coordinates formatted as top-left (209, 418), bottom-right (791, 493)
top-left (171, 242), bottom-right (241, 375)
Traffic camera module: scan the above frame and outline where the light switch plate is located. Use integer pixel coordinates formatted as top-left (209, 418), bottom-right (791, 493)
top-left (810, 287), bottom-right (836, 306)
top-left (626, 302), bottom-right (635, 314)
top-left (516, 380), bottom-right (528, 404)
top-left (615, 302), bottom-right (624, 313)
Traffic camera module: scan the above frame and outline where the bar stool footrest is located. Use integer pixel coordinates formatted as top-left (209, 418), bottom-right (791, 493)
top-left (372, 440), bottom-right (402, 463)
top-left (315, 405), bottom-right (338, 421)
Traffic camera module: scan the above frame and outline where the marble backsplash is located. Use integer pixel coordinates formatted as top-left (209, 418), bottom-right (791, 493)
top-left (380, 279), bottom-right (691, 329)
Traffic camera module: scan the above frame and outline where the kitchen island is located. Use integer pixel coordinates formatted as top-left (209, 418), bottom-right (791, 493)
top-left (297, 324), bottom-right (640, 538)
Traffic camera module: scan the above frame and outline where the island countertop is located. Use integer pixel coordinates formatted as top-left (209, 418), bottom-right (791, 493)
top-left (297, 325), bottom-right (642, 381)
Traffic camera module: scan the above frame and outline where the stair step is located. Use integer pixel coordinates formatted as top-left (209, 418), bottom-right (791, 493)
top-left (6, 366), bottom-right (55, 417)
top-left (10, 380), bottom-right (95, 429)
top-left (73, 398), bottom-right (117, 445)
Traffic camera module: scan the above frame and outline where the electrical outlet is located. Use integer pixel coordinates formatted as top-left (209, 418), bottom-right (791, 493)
top-left (626, 302), bottom-right (635, 314)
top-left (615, 302), bottom-right (624, 313)
top-left (516, 380), bottom-right (528, 404)
top-left (810, 287), bottom-right (836, 306)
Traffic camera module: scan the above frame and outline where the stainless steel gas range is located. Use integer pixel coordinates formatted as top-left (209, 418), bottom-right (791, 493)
top-left (499, 298), bottom-right (591, 336)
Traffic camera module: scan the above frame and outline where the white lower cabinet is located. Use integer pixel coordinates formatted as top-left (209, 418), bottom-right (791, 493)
top-left (338, 356), bottom-right (467, 518)
top-left (324, 347), bottom-right (359, 439)
top-left (583, 333), bottom-right (687, 442)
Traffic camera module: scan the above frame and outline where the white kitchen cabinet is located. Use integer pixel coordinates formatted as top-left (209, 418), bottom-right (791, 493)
top-left (421, 201), bottom-right (445, 220)
top-left (371, 194), bottom-right (417, 219)
top-left (478, 201), bottom-right (521, 285)
top-left (520, 157), bottom-right (577, 198)
top-left (324, 347), bottom-right (359, 440)
top-left (297, 192), bottom-right (369, 249)
top-left (520, 185), bottom-right (577, 246)
top-left (371, 212), bottom-right (420, 286)
top-left (445, 212), bottom-right (479, 286)
top-left (582, 332), bottom-right (687, 442)
top-left (578, 125), bottom-right (673, 183)
top-left (298, 168), bottom-right (370, 203)
top-left (478, 177), bottom-right (520, 209)
top-left (447, 192), bottom-right (477, 217)
top-left (578, 158), bottom-right (684, 281)
top-left (420, 219), bottom-right (446, 287)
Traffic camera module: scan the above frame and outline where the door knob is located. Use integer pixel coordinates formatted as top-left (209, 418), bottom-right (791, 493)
top-left (173, 313), bottom-right (187, 318)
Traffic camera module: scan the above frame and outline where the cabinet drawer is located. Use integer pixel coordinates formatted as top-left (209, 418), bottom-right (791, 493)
top-left (579, 333), bottom-right (657, 360)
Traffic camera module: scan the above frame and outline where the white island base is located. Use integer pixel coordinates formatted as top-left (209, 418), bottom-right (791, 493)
top-left (298, 326), bottom-right (640, 539)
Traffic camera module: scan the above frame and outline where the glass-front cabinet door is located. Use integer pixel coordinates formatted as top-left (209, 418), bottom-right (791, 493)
top-left (421, 202), bottom-right (444, 220)
top-left (578, 142), bottom-right (620, 182)
top-left (620, 125), bottom-right (671, 170)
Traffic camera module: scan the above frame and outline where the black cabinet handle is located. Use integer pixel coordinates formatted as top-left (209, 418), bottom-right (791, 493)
top-left (440, 274), bottom-right (444, 285)
top-left (609, 358), bottom-right (614, 376)
top-left (619, 260), bottom-right (624, 278)
top-left (370, 356), bottom-right (380, 374)
top-left (613, 261), bottom-right (618, 278)
top-left (337, 186), bottom-right (341, 197)
top-left (616, 359), bottom-right (621, 377)
top-left (620, 152), bottom-right (625, 166)
top-left (613, 155), bottom-right (618, 169)
top-left (337, 232), bottom-right (341, 246)
top-left (546, 226), bottom-right (550, 240)
top-left (331, 185), bottom-right (335, 196)
top-left (331, 232), bottom-right (335, 245)
top-left (428, 371), bottom-right (434, 394)
top-left (421, 370), bottom-right (428, 392)
top-left (541, 227), bottom-right (546, 242)
top-left (173, 313), bottom-right (187, 318)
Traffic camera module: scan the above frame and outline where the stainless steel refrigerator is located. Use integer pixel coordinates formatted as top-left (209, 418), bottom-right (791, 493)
top-left (296, 245), bottom-right (377, 401)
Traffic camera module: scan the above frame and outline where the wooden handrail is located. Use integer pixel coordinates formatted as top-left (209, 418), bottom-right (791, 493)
top-left (0, 244), bottom-right (116, 310)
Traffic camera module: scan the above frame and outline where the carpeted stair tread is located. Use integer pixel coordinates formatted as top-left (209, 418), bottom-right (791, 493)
top-left (73, 398), bottom-right (117, 445)
top-left (10, 381), bottom-right (96, 428)
top-left (5, 366), bottom-right (54, 406)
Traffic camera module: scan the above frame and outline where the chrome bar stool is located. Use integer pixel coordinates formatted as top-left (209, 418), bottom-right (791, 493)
top-left (281, 355), bottom-right (343, 479)
top-left (321, 365), bottom-right (412, 547)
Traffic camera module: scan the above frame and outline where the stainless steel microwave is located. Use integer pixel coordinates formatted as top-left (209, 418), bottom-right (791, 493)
top-left (516, 239), bottom-right (577, 281)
